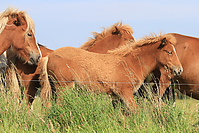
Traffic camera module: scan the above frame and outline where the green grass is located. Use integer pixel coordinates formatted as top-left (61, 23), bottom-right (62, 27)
top-left (0, 87), bottom-right (199, 132)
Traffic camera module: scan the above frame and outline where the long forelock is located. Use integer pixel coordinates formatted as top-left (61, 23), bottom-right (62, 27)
top-left (20, 11), bottom-right (35, 35)
top-left (0, 7), bottom-right (35, 35)
top-left (108, 32), bottom-right (176, 56)
top-left (79, 21), bottom-right (134, 50)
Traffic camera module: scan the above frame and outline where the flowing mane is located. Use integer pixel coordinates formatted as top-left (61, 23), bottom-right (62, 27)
top-left (79, 21), bottom-right (134, 50)
top-left (108, 32), bottom-right (176, 56)
top-left (0, 7), bottom-right (35, 35)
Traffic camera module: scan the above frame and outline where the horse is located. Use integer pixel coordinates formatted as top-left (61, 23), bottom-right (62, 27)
top-left (0, 7), bottom-right (41, 66)
top-left (38, 33), bottom-right (183, 111)
top-left (0, 52), bottom-right (7, 91)
top-left (141, 33), bottom-right (199, 101)
top-left (5, 44), bottom-right (53, 103)
top-left (6, 21), bottom-right (135, 105)
top-left (79, 21), bottom-right (135, 53)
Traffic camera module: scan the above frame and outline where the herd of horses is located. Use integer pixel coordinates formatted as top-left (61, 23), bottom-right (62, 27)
top-left (1, 7), bottom-right (199, 112)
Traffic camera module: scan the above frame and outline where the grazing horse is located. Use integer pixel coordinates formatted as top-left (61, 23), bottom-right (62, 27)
top-left (39, 33), bottom-right (183, 111)
top-left (0, 7), bottom-right (41, 65)
top-left (7, 21), bottom-right (135, 105)
top-left (142, 33), bottom-right (199, 101)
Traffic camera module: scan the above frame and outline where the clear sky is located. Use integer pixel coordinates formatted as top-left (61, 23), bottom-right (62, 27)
top-left (1, 0), bottom-right (199, 50)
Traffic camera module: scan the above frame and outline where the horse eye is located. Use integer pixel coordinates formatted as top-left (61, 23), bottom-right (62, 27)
top-left (129, 39), bottom-right (134, 43)
top-left (27, 33), bottom-right (32, 37)
top-left (167, 51), bottom-right (172, 55)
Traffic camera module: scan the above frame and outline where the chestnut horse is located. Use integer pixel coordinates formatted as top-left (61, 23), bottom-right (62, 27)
top-left (142, 33), bottom-right (199, 101)
top-left (0, 7), bottom-right (41, 65)
top-left (39, 33), bottom-right (183, 111)
top-left (79, 21), bottom-right (134, 53)
top-left (5, 44), bottom-right (53, 103)
top-left (7, 21), bottom-right (135, 105)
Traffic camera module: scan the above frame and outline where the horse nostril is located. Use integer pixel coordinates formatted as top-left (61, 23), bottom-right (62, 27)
top-left (36, 55), bottom-right (41, 63)
top-left (178, 70), bottom-right (181, 75)
top-left (38, 55), bottom-right (41, 60)
top-left (28, 53), bottom-right (42, 65)
top-left (29, 57), bottom-right (35, 64)
top-left (174, 70), bottom-right (178, 76)
top-left (178, 69), bottom-right (182, 75)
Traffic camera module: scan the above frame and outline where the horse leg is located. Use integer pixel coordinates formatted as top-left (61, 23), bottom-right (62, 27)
top-left (162, 86), bottom-right (171, 101)
top-left (158, 70), bottom-right (172, 99)
top-left (25, 84), bottom-right (38, 105)
top-left (118, 87), bottom-right (137, 112)
top-left (21, 82), bottom-right (37, 112)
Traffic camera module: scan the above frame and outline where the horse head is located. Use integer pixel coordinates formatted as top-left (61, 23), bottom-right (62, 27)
top-left (157, 37), bottom-right (183, 76)
top-left (112, 26), bottom-right (135, 43)
top-left (80, 21), bottom-right (135, 53)
top-left (0, 8), bottom-right (41, 65)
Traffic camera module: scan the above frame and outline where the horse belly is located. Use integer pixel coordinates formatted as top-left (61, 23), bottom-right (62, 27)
top-left (177, 72), bottom-right (199, 100)
top-left (176, 56), bottom-right (199, 99)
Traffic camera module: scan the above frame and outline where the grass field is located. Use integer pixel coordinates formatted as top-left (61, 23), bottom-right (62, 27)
top-left (0, 87), bottom-right (199, 132)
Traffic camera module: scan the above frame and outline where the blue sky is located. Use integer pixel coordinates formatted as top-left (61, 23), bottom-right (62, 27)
top-left (1, 0), bottom-right (199, 50)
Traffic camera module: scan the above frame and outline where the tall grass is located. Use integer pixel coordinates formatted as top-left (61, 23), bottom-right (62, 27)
top-left (0, 85), bottom-right (199, 132)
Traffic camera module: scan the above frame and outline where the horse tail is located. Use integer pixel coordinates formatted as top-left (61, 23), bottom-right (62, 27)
top-left (38, 56), bottom-right (52, 105)
top-left (5, 61), bottom-right (21, 103)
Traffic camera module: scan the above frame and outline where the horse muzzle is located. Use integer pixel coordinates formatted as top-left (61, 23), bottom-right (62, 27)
top-left (173, 65), bottom-right (183, 76)
top-left (27, 52), bottom-right (41, 65)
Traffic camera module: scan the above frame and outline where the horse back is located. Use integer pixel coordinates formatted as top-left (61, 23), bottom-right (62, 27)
top-left (47, 47), bottom-right (128, 90)
top-left (39, 45), bottom-right (53, 57)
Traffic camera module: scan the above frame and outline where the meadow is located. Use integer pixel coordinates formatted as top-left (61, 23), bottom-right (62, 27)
top-left (0, 86), bottom-right (199, 133)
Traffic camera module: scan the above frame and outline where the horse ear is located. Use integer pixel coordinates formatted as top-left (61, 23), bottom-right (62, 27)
top-left (162, 38), bottom-right (167, 45)
top-left (13, 17), bottom-right (21, 26)
top-left (13, 20), bottom-right (20, 26)
top-left (158, 38), bottom-right (167, 49)
top-left (112, 26), bottom-right (121, 36)
top-left (12, 15), bottom-right (21, 26)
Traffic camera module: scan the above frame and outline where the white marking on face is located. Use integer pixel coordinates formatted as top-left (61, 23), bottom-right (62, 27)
top-left (36, 42), bottom-right (42, 57)
top-left (172, 45), bottom-right (183, 72)
top-left (172, 45), bottom-right (180, 65)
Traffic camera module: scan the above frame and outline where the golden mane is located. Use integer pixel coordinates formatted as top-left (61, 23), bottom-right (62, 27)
top-left (0, 7), bottom-right (35, 35)
top-left (108, 32), bottom-right (176, 56)
top-left (79, 21), bottom-right (134, 50)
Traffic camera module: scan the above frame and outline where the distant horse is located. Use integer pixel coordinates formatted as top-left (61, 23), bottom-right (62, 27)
top-left (39, 33), bottom-right (183, 111)
top-left (79, 21), bottom-right (135, 53)
top-left (0, 7), bottom-right (41, 65)
top-left (7, 21), bottom-right (135, 105)
top-left (141, 33), bottom-right (199, 101)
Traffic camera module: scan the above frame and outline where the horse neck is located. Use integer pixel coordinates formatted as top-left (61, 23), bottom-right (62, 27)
top-left (39, 46), bottom-right (53, 57)
top-left (88, 35), bottom-right (125, 54)
top-left (124, 44), bottom-right (158, 81)
top-left (0, 33), bottom-right (11, 55)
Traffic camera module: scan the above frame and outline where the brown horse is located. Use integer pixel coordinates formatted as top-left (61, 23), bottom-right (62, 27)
top-left (79, 21), bottom-right (135, 53)
top-left (7, 21), bottom-right (135, 105)
top-left (144, 33), bottom-right (199, 101)
top-left (0, 7), bottom-right (41, 65)
top-left (39, 33), bottom-right (183, 111)
top-left (5, 44), bottom-right (53, 103)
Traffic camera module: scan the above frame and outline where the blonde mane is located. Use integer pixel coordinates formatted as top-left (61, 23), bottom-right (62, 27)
top-left (0, 7), bottom-right (35, 35)
top-left (108, 32), bottom-right (176, 56)
top-left (79, 21), bottom-right (134, 50)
